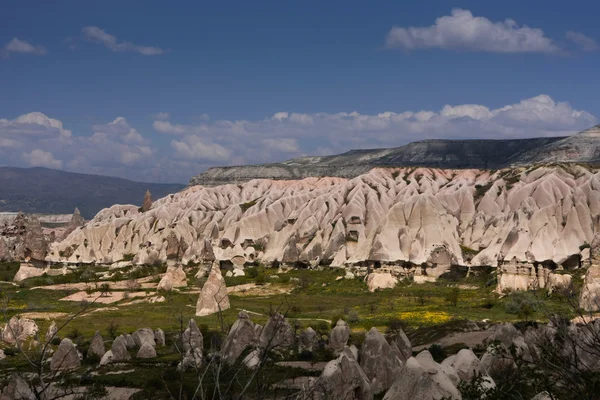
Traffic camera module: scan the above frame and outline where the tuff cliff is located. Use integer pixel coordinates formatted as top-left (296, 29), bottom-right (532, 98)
top-left (50, 165), bottom-right (598, 274)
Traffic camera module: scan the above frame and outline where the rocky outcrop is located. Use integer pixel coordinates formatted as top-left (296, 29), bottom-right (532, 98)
top-left (50, 338), bottom-right (80, 371)
top-left (196, 263), bottom-right (230, 316)
top-left (0, 374), bottom-right (34, 400)
top-left (580, 266), bottom-right (600, 311)
top-left (390, 328), bottom-right (412, 363)
top-left (141, 190), bottom-right (153, 213)
top-left (51, 165), bottom-right (600, 285)
top-left (329, 320), bottom-right (350, 354)
top-left (60, 208), bottom-right (85, 240)
top-left (222, 311), bottom-right (258, 365)
top-left (359, 327), bottom-right (403, 394)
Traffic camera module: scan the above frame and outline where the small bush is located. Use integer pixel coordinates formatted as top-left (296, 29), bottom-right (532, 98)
top-left (122, 253), bottom-right (135, 262)
top-left (107, 321), bottom-right (119, 339)
top-left (505, 291), bottom-right (541, 321)
top-left (67, 328), bottom-right (83, 341)
top-left (444, 287), bottom-right (460, 307)
top-left (255, 273), bottom-right (266, 285)
top-left (428, 344), bottom-right (447, 363)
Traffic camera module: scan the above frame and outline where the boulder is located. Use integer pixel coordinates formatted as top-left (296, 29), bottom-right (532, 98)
top-left (242, 349), bottom-right (261, 370)
top-left (366, 272), bottom-right (397, 292)
top-left (531, 392), bottom-right (553, 400)
top-left (301, 348), bottom-right (373, 400)
top-left (359, 327), bottom-right (403, 394)
top-left (45, 321), bottom-right (58, 343)
top-left (155, 328), bottom-right (165, 347)
top-left (87, 331), bottom-right (106, 358)
top-left (50, 338), bottom-right (80, 371)
top-left (137, 343), bottom-right (157, 359)
top-left (329, 319), bottom-right (350, 354)
top-left (132, 328), bottom-right (156, 348)
top-left (580, 266), bottom-right (600, 311)
top-left (111, 335), bottom-right (131, 361)
top-left (299, 327), bottom-right (318, 353)
top-left (222, 311), bottom-right (257, 365)
top-left (0, 349), bottom-right (4, 360)
top-left (489, 323), bottom-right (519, 348)
top-left (158, 265), bottom-right (187, 291)
top-left (258, 312), bottom-right (294, 350)
top-left (1, 317), bottom-right (38, 345)
top-left (196, 262), bottom-right (230, 316)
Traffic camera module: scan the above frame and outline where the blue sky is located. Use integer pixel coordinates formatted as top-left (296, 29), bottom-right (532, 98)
top-left (1, 0), bottom-right (599, 183)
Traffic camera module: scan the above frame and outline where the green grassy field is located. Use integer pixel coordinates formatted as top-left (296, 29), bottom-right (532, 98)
top-left (0, 261), bottom-right (581, 398)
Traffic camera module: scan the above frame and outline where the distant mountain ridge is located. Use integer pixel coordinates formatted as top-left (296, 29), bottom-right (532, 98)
top-left (189, 136), bottom-right (567, 186)
top-left (0, 167), bottom-right (185, 219)
top-left (189, 125), bottom-right (600, 187)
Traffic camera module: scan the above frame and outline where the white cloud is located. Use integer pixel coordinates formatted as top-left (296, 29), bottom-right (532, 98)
top-left (0, 112), bottom-right (71, 139)
top-left (93, 117), bottom-right (145, 144)
top-left (22, 149), bottom-right (62, 169)
top-left (153, 112), bottom-right (170, 120)
top-left (566, 31), bottom-right (599, 52)
top-left (3, 38), bottom-right (47, 56)
top-left (263, 138), bottom-right (300, 153)
top-left (82, 26), bottom-right (164, 55)
top-left (386, 9), bottom-right (559, 54)
top-left (171, 136), bottom-right (231, 162)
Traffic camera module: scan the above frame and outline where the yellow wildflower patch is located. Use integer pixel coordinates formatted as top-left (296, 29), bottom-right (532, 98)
top-left (398, 311), bottom-right (451, 325)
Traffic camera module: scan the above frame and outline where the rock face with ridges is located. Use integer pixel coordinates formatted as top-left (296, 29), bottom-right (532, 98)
top-left (196, 263), bottom-right (230, 316)
top-left (88, 331), bottom-right (106, 359)
top-left (1, 317), bottom-right (38, 345)
top-left (50, 164), bottom-right (600, 292)
top-left (222, 311), bottom-right (257, 365)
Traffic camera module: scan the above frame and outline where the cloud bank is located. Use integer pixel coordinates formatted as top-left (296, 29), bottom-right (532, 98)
top-left (0, 95), bottom-right (595, 183)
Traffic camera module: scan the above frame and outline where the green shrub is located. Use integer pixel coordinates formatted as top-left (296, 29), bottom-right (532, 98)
top-left (505, 292), bottom-right (540, 321)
